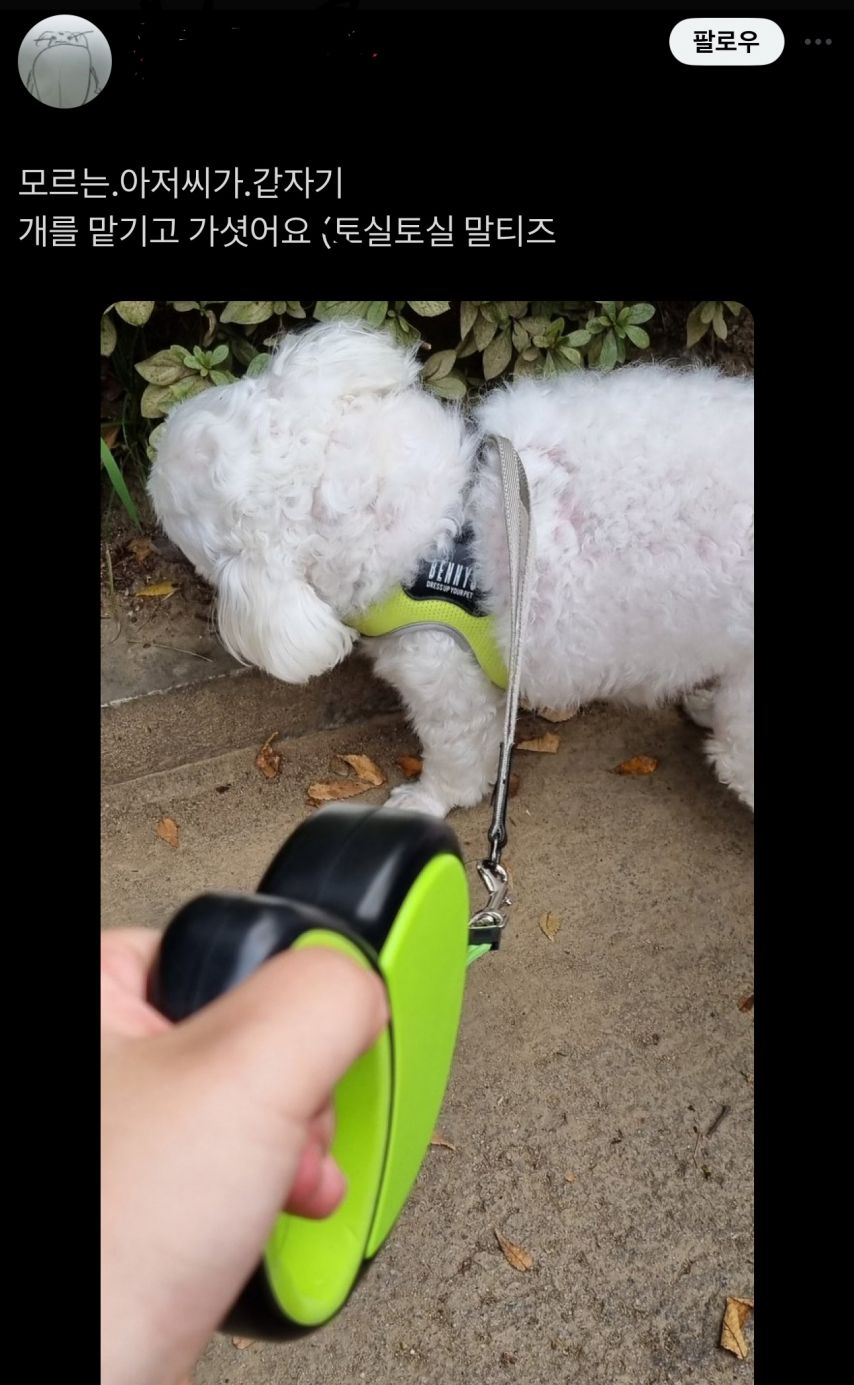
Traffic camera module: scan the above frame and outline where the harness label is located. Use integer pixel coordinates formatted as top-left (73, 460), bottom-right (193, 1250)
top-left (404, 526), bottom-right (489, 617)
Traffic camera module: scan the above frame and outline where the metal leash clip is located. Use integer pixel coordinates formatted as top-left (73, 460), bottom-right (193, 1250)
top-left (468, 860), bottom-right (511, 949)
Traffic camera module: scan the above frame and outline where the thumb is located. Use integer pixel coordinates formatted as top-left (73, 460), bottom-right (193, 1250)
top-left (172, 945), bottom-right (390, 1122)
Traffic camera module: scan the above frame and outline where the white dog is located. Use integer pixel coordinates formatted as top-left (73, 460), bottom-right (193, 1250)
top-left (148, 321), bottom-right (753, 815)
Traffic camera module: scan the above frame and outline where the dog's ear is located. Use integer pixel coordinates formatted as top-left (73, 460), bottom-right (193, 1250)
top-left (216, 559), bottom-right (355, 685)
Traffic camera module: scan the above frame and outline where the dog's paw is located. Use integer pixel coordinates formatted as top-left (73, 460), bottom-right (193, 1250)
top-left (682, 685), bottom-right (717, 730)
top-left (384, 783), bottom-right (448, 819)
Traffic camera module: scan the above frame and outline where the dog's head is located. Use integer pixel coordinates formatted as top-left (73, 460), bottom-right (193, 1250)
top-left (148, 320), bottom-right (468, 684)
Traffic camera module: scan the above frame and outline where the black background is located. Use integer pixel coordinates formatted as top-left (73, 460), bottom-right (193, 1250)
top-left (9, 7), bottom-right (848, 273)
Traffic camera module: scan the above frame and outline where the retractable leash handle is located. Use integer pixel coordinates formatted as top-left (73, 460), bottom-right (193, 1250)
top-left (148, 804), bottom-right (471, 1338)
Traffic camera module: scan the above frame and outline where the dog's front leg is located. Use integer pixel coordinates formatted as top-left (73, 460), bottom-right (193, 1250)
top-left (369, 629), bottom-right (504, 819)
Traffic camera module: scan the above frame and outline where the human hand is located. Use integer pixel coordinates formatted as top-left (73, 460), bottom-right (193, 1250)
top-left (101, 927), bottom-right (388, 1385)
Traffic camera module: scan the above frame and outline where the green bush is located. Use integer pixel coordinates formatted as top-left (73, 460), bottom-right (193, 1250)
top-left (100, 299), bottom-right (747, 527)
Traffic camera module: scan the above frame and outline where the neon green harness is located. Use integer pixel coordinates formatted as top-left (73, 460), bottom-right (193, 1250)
top-left (346, 524), bottom-right (507, 689)
top-left (348, 584), bottom-right (508, 690)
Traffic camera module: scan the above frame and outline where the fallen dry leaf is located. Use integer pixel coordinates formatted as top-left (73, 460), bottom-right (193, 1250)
top-left (128, 537), bottom-right (155, 563)
top-left (135, 581), bottom-right (177, 599)
top-left (564, 1171), bottom-right (577, 1184)
top-left (537, 707), bottom-right (577, 723)
top-left (335, 753), bottom-right (386, 787)
top-left (156, 817), bottom-right (179, 849)
top-left (231, 1337), bottom-right (255, 1350)
top-left (101, 425), bottom-right (120, 449)
top-left (614, 755), bottom-right (659, 775)
top-left (494, 1228), bottom-right (533, 1272)
top-left (738, 993), bottom-right (754, 1012)
top-left (308, 779), bottom-right (373, 805)
top-left (430, 1132), bottom-right (456, 1151)
top-left (539, 911), bottom-right (561, 942)
top-left (720, 1296), bottom-right (754, 1359)
top-left (397, 754), bottom-right (423, 780)
top-left (516, 732), bottom-right (560, 754)
top-left (255, 732), bottom-right (282, 781)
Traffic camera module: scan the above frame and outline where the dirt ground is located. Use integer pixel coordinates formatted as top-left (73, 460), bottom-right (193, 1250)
top-left (102, 696), bottom-right (754, 1384)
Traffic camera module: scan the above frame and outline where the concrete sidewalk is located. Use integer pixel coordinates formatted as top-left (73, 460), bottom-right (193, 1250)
top-left (101, 695), bottom-right (754, 1384)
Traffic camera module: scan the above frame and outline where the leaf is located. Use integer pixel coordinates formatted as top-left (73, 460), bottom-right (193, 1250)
top-left (170, 301), bottom-right (200, 312)
top-left (114, 300), bottom-right (155, 326)
top-left (232, 1337), bottom-right (255, 1350)
top-left (460, 301), bottom-right (478, 340)
top-left (128, 537), bottom-right (155, 563)
top-left (427, 373), bottom-right (468, 401)
top-left (686, 305), bottom-right (710, 348)
top-left (512, 321), bottom-right (530, 352)
top-left (564, 1170), bottom-right (577, 1183)
top-left (422, 349), bottom-right (457, 382)
top-left (255, 732), bottom-right (282, 781)
top-left (502, 301), bottom-right (529, 319)
top-left (700, 301), bottom-right (717, 324)
top-left (407, 301), bottom-right (450, 318)
top-left (473, 312), bottom-right (498, 353)
top-left (614, 755), bottom-right (659, 775)
top-left (140, 383), bottom-right (172, 418)
top-left (313, 300), bottom-right (373, 324)
top-left (598, 301), bottom-right (618, 321)
top-left (625, 325), bottom-right (650, 349)
top-left (156, 817), bottom-right (179, 848)
top-left (308, 780), bottom-right (374, 805)
top-left (516, 732), bottom-right (559, 754)
top-left (209, 343), bottom-right (229, 366)
top-left (536, 707), bottom-right (576, 723)
top-left (209, 370), bottom-right (234, 387)
top-left (335, 753), bottom-right (386, 787)
top-left (246, 353), bottom-right (272, 378)
top-left (719, 1297), bottom-right (754, 1360)
top-left (135, 581), bottom-right (177, 599)
top-left (713, 305), bottom-right (728, 340)
top-left (135, 350), bottom-right (189, 386)
top-left (100, 439), bottom-right (141, 529)
top-left (494, 1229), bottom-right (533, 1272)
top-left (430, 1132), bottom-right (456, 1151)
top-left (724, 301), bottom-right (744, 316)
top-left (567, 329), bottom-right (592, 347)
top-left (598, 330), bottom-right (618, 372)
top-left (397, 754), bottom-right (423, 779)
top-left (624, 303), bottom-right (656, 325)
top-left (164, 377), bottom-right (213, 408)
top-left (100, 314), bottom-right (117, 356)
top-left (483, 327), bottom-right (513, 381)
top-left (220, 300), bottom-right (274, 325)
top-left (539, 912), bottom-right (561, 942)
top-left (366, 299), bottom-right (389, 327)
top-left (738, 993), bottom-right (754, 1012)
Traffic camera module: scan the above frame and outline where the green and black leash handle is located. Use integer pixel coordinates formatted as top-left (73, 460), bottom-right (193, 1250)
top-left (147, 437), bottom-right (531, 1336)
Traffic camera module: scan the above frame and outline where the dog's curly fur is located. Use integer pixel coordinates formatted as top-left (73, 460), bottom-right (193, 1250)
top-left (149, 320), bottom-right (753, 815)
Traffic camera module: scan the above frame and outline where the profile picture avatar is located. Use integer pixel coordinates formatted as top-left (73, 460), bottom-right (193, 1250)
top-left (18, 14), bottom-right (111, 108)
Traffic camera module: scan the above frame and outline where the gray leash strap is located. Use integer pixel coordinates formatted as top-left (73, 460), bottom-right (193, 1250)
top-left (468, 435), bottom-right (532, 949)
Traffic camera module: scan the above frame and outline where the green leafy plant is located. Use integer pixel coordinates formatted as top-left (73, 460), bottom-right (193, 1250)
top-left (584, 302), bottom-right (656, 371)
top-left (686, 301), bottom-right (744, 346)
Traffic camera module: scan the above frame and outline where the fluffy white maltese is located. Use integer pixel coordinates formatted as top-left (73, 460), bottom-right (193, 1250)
top-left (149, 320), bottom-right (753, 815)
